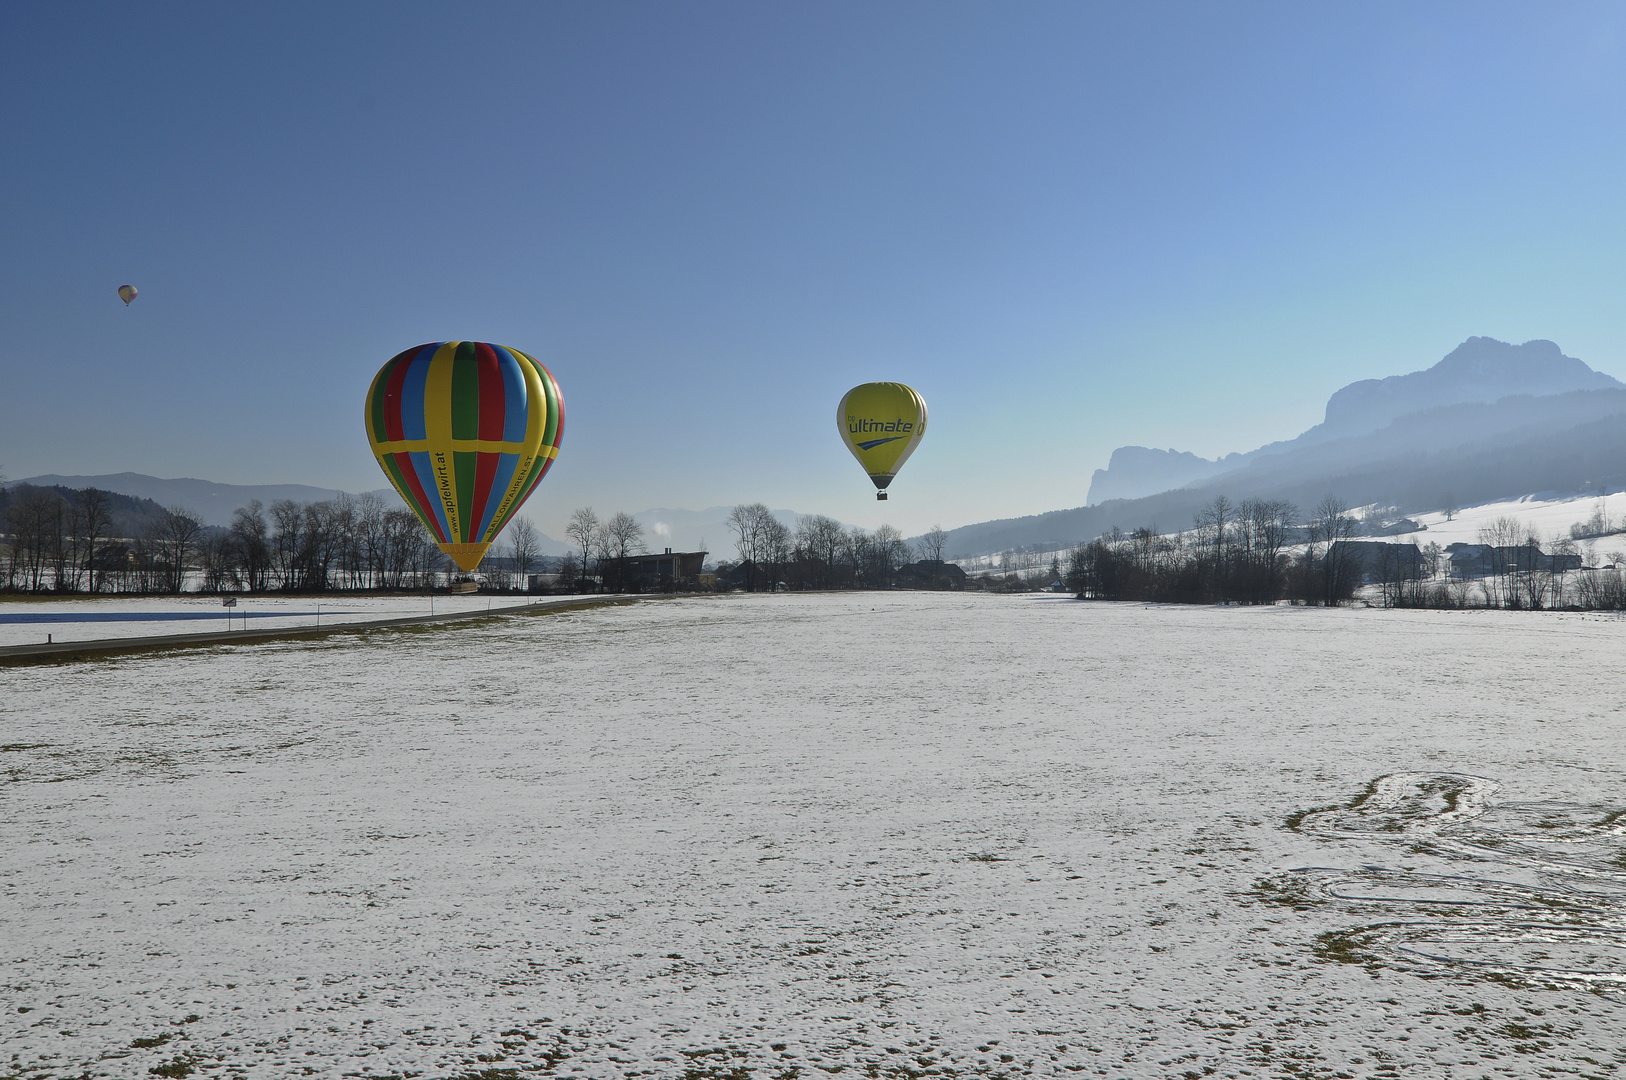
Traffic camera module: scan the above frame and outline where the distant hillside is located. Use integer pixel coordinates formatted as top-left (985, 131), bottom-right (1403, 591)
top-left (3, 472), bottom-right (574, 553)
top-left (9, 472), bottom-right (399, 528)
top-left (940, 337), bottom-right (1626, 558)
top-left (0, 483), bottom-right (175, 540)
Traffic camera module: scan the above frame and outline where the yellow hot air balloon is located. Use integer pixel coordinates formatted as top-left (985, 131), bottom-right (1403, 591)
top-left (117, 284), bottom-right (138, 306)
top-left (837, 382), bottom-right (927, 500)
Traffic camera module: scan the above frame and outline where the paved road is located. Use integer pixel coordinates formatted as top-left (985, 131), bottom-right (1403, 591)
top-left (0, 595), bottom-right (641, 666)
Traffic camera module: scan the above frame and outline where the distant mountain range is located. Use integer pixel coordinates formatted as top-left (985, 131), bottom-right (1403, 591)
top-left (1086, 338), bottom-right (1625, 505)
top-left (2, 473), bottom-right (814, 559)
top-left (958, 337), bottom-right (1626, 559)
top-left (7, 472), bottom-right (402, 529)
top-left (3, 472), bottom-right (582, 553)
top-left (17, 337), bottom-right (1619, 561)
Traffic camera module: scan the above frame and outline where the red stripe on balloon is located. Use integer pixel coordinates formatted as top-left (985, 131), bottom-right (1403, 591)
top-left (383, 350), bottom-right (414, 442)
top-left (392, 452), bottom-right (446, 543)
top-left (475, 342), bottom-right (505, 441)
top-left (470, 451), bottom-right (499, 539)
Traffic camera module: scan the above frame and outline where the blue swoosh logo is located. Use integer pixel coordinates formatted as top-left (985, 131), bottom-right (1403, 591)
top-left (855, 436), bottom-right (906, 450)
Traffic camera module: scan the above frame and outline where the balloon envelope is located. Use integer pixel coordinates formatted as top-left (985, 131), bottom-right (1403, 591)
top-left (117, 284), bottom-right (137, 305)
top-left (364, 342), bottom-right (564, 571)
top-left (837, 382), bottom-right (927, 499)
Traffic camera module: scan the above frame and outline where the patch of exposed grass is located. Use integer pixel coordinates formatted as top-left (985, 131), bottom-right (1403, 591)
top-left (682, 1067), bottom-right (753, 1080)
top-left (1312, 929), bottom-right (1381, 965)
top-left (1249, 876), bottom-right (1325, 910)
top-left (1285, 779), bottom-right (1381, 832)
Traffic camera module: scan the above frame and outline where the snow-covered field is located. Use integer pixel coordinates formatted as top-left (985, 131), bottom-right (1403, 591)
top-left (1391, 490), bottom-right (1626, 552)
top-left (0, 595), bottom-right (578, 649)
top-left (4, 592), bottom-right (1626, 1079)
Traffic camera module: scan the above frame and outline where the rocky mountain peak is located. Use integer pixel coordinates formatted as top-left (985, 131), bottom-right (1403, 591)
top-left (1319, 337), bottom-right (1622, 439)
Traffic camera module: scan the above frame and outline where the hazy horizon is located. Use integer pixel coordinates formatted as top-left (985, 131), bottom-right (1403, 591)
top-left (7, 4), bottom-right (1626, 539)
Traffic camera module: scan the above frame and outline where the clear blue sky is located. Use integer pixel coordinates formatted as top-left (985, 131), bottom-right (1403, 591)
top-left (6, 2), bottom-right (1626, 537)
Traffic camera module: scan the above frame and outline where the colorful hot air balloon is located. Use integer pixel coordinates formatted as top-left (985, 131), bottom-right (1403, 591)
top-left (117, 284), bottom-right (138, 306)
top-left (837, 382), bottom-right (927, 500)
top-left (364, 342), bottom-right (564, 571)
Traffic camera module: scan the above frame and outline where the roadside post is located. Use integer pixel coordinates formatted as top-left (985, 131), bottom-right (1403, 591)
top-left (222, 595), bottom-right (237, 631)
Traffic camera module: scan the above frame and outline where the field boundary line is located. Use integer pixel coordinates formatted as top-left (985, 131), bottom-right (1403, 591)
top-left (0, 594), bottom-right (659, 667)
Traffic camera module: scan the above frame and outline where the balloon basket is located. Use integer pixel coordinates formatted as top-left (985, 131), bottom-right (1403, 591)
top-left (877, 492), bottom-right (887, 500)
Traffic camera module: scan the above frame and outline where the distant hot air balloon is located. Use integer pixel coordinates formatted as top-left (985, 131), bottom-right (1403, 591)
top-left (117, 284), bottom-right (138, 306)
top-left (838, 382), bottom-right (927, 500)
top-left (364, 342), bottom-right (564, 571)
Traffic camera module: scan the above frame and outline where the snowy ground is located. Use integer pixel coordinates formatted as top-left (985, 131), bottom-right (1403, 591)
top-left (0, 595), bottom-right (579, 649)
top-left (4, 592), bottom-right (1626, 1079)
top-left (1389, 491), bottom-right (1626, 552)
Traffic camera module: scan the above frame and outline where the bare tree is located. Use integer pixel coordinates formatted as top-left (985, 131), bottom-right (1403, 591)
top-left (354, 494), bottom-right (387, 589)
top-left (916, 524), bottom-right (948, 563)
top-left (864, 524), bottom-right (909, 586)
top-left (49, 495), bottom-right (80, 592)
top-left (1550, 535), bottom-right (1578, 607)
top-left (230, 500), bottom-right (270, 592)
top-left (1199, 495), bottom-right (1232, 574)
top-left (923, 523), bottom-right (949, 566)
top-left (602, 512), bottom-right (645, 559)
top-left (508, 517), bottom-right (540, 591)
top-left (269, 499), bottom-right (304, 590)
top-left (1310, 494), bottom-right (1359, 606)
top-left (797, 514), bottom-right (848, 589)
top-left (1478, 515), bottom-right (1523, 608)
top-left (76, 488), bottom-right (114, 593)
top-left (152, 506), bottom-right (205, 593)
top-left (728, 503), bottom-right (776, 591)
top-left (597, 511), bottom-right (645, 591)
top-left (1233, 498), bottom-right (1295, 603)
top-left (200, 531), bottom-right (240, 593)
top-left (566, 507), bottom-right (600, 590)
top-left (913, 524), bottom-right (950, 588)
top-left (766, 515), bottom-right (796, 589)
top-left (7, 486), bottom-right (57, 591)
top-left (1420, 541), bottom-right (1442, 579)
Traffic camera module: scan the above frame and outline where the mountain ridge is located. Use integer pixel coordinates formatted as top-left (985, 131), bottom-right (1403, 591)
top-left (967, 337), bottom-right (1626, 559)
top-left (1084, 337), bottom-right (1622, 506)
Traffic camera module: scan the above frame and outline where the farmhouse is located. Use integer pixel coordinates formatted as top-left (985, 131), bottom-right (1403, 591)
top-left (621, 548), bottom-right (708, 591)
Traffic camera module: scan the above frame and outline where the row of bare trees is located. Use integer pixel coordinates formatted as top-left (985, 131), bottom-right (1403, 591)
top-left (3, 485), bottom-right (212, 594)
top-left (544, 504), bottom-right (953, 594)
top-left (5, 486), bottom-right (120, 592)
top-left (1384, 516), bottom-right (1588, 610)
top-left (1064, 495), bottom-right (1361, 605)
top-left (215, 495), bottom-right (450, 592)
top-left (2, 485), bottom-right (460, 593)
top-left (722, 503), bottom-right (935, 591)
top-left (556, 508), bottom-right (648, 591)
